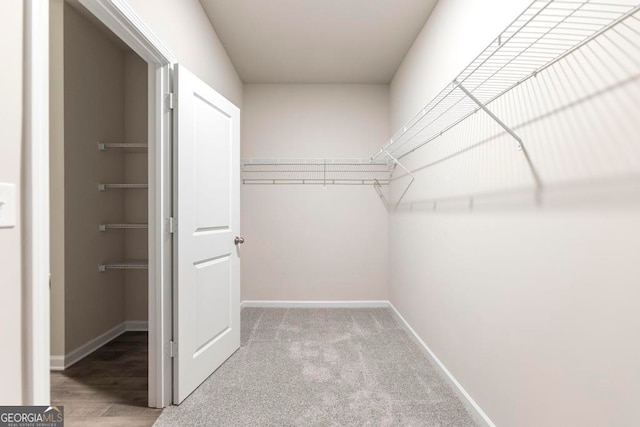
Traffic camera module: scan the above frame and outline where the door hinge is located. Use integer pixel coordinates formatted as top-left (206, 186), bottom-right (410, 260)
top-left (168, 340), bottom-right (177, 358)
top-left (165, 92), bottom-right (175, 110)
top-left (168, 216), bottom-right (176, 234)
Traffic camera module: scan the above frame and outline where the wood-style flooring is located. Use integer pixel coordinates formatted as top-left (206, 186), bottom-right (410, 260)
top-left (51, 331), bottom-right (162, 427)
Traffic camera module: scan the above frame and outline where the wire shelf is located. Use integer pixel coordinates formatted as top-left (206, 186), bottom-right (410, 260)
top-left (241, 158), bottom-right (396, 185)
top-left (373, 0), bottom-right (640, 162)
top-left (98, 183), bottom-right (148, 191)
top-left (98, 260), bottom-right (148, 272)
top-left (98, 142), bottom-right (148, 151)
top-left (98, 223), bottom-right (148, 232)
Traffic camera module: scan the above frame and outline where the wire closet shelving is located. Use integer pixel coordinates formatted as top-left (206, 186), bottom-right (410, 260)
top-left (372, 0), bottom-right (640, 166)
top-left (241, 0), bottom-right (640, 187)
top-left (241, 158), bottom-right (395, 185)
top-left (98, 183), bottom-right (148, 191)
top-left (97, 141), bottom-right (149, 272)
top-left (98, 260), bottom-right (149, 272)
top-left (98, 223), bottom-right (148, 232)
top-left (98, 142), bottom-right (148, 151)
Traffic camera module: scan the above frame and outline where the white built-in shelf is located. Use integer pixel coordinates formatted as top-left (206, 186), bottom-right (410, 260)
top-left (98, 223), bottom-right (148, 232)
top-left (241, 158), bottom-right (395, 185)
top-left (98, 142), bottom-right (148, 151)
top-left (98, 260), bottom-right (148, 272)
top-left (372, 0), bottom-right (640, 163)
top-left (98, 183), bottom-right (148, 191)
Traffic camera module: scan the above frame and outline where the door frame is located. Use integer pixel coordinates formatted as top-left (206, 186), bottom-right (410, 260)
top-left (24, 0), bottom-right (51, 406)
top-left (25, 0), bottom-right (176, 407)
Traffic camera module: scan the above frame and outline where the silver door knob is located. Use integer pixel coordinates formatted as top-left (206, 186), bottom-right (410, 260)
top-left (234, 236), bottom-right (245, 245)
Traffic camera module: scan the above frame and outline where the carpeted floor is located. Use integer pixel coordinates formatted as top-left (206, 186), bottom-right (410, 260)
top-left (154, 308), bottom-right (478, 426)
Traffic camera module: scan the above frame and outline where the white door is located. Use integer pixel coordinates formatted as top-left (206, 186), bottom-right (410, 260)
top-left (173, 65), bottom-right (241, 403)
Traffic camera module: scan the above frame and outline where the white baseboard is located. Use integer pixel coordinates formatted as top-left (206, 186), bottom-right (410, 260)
top-left (50, 320), bottom-right (149, 371)
top-left (50, 303), bottom-right (492, 426)
top-left (242, 299), bottom-right (493, 425)
top-left (241, 300), bottom-right (390, 309)
top-left (388, 302), bottom-right (495, 427)
top-left (49, 356), bottom-right (65, 372)
top-left (125, 320), bottom-right (149, 331)
top-left (61, 322), bottom-right (126, 370)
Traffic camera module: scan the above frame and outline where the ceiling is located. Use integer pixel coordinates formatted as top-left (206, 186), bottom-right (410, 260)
top-left (199, 0), bottom-right (439, 84)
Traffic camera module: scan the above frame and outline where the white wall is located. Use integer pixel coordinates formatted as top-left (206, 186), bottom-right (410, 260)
top-left (389, 1), bottom-right (640, 426)
top-left (0, 0), bottom-right (24, 405)
top-left (241, 84), bottom-right (389, 301)
top-left (390, 1), bottom-right (527, 132)
top-left (126, 0), bottom-right (242, 107)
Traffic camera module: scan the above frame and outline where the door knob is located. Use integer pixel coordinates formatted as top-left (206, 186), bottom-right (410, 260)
top-left (234, 236), bottom-right (245, 245)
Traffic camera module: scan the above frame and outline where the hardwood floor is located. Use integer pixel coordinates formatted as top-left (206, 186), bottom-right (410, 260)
top-left (51, 331), bottom-right (162, 427)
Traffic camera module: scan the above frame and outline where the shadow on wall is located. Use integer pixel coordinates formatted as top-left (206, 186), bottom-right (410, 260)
top-left (386, 11), bottom-right (640, 214)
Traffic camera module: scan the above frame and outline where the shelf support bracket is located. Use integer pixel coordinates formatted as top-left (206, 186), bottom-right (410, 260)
top-left (454, 80), bottom-right (543, 190)
top-left (383, 148), bottom-right (415, 209)
top-left (373, 179), bottom-right (389, 210)
top-left (323, 160), bottom-right (326, 188)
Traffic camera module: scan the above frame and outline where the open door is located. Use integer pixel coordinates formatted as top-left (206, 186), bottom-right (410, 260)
top-left (173, 65), bottom-right (241, 403)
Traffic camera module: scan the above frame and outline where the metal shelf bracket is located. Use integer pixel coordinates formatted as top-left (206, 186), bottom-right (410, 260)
top-left (454, 80), bottom-right (542, 190)
top-left (382, 148), bottom-right (415, 209)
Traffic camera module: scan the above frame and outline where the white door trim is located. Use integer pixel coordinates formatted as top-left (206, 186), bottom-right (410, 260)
top-left (26, 0), bottom-right (177, 407)
top-left (76, 0), bottom-right (176, 408)
top-left (23, 0), bottom-right (51, 406)
top-left (79, 0), bottom-right (176, 65)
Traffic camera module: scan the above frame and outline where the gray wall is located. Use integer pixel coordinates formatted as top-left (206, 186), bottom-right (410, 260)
top-left (52, 5), bottom-right (149, 357)
top-left (388, 0), bottom-right (640, 425)
top-left (63, 3), bottom-right (127, 354)
top-left (124, 52), bottom-right (149, 321)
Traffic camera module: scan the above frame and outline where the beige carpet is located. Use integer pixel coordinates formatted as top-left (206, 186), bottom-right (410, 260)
top-left (154, 308), bottom-right (477, 426)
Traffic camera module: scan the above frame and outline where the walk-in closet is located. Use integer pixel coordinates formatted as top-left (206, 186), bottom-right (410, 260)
top-left (9, 0), bottom-right (633, 426)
